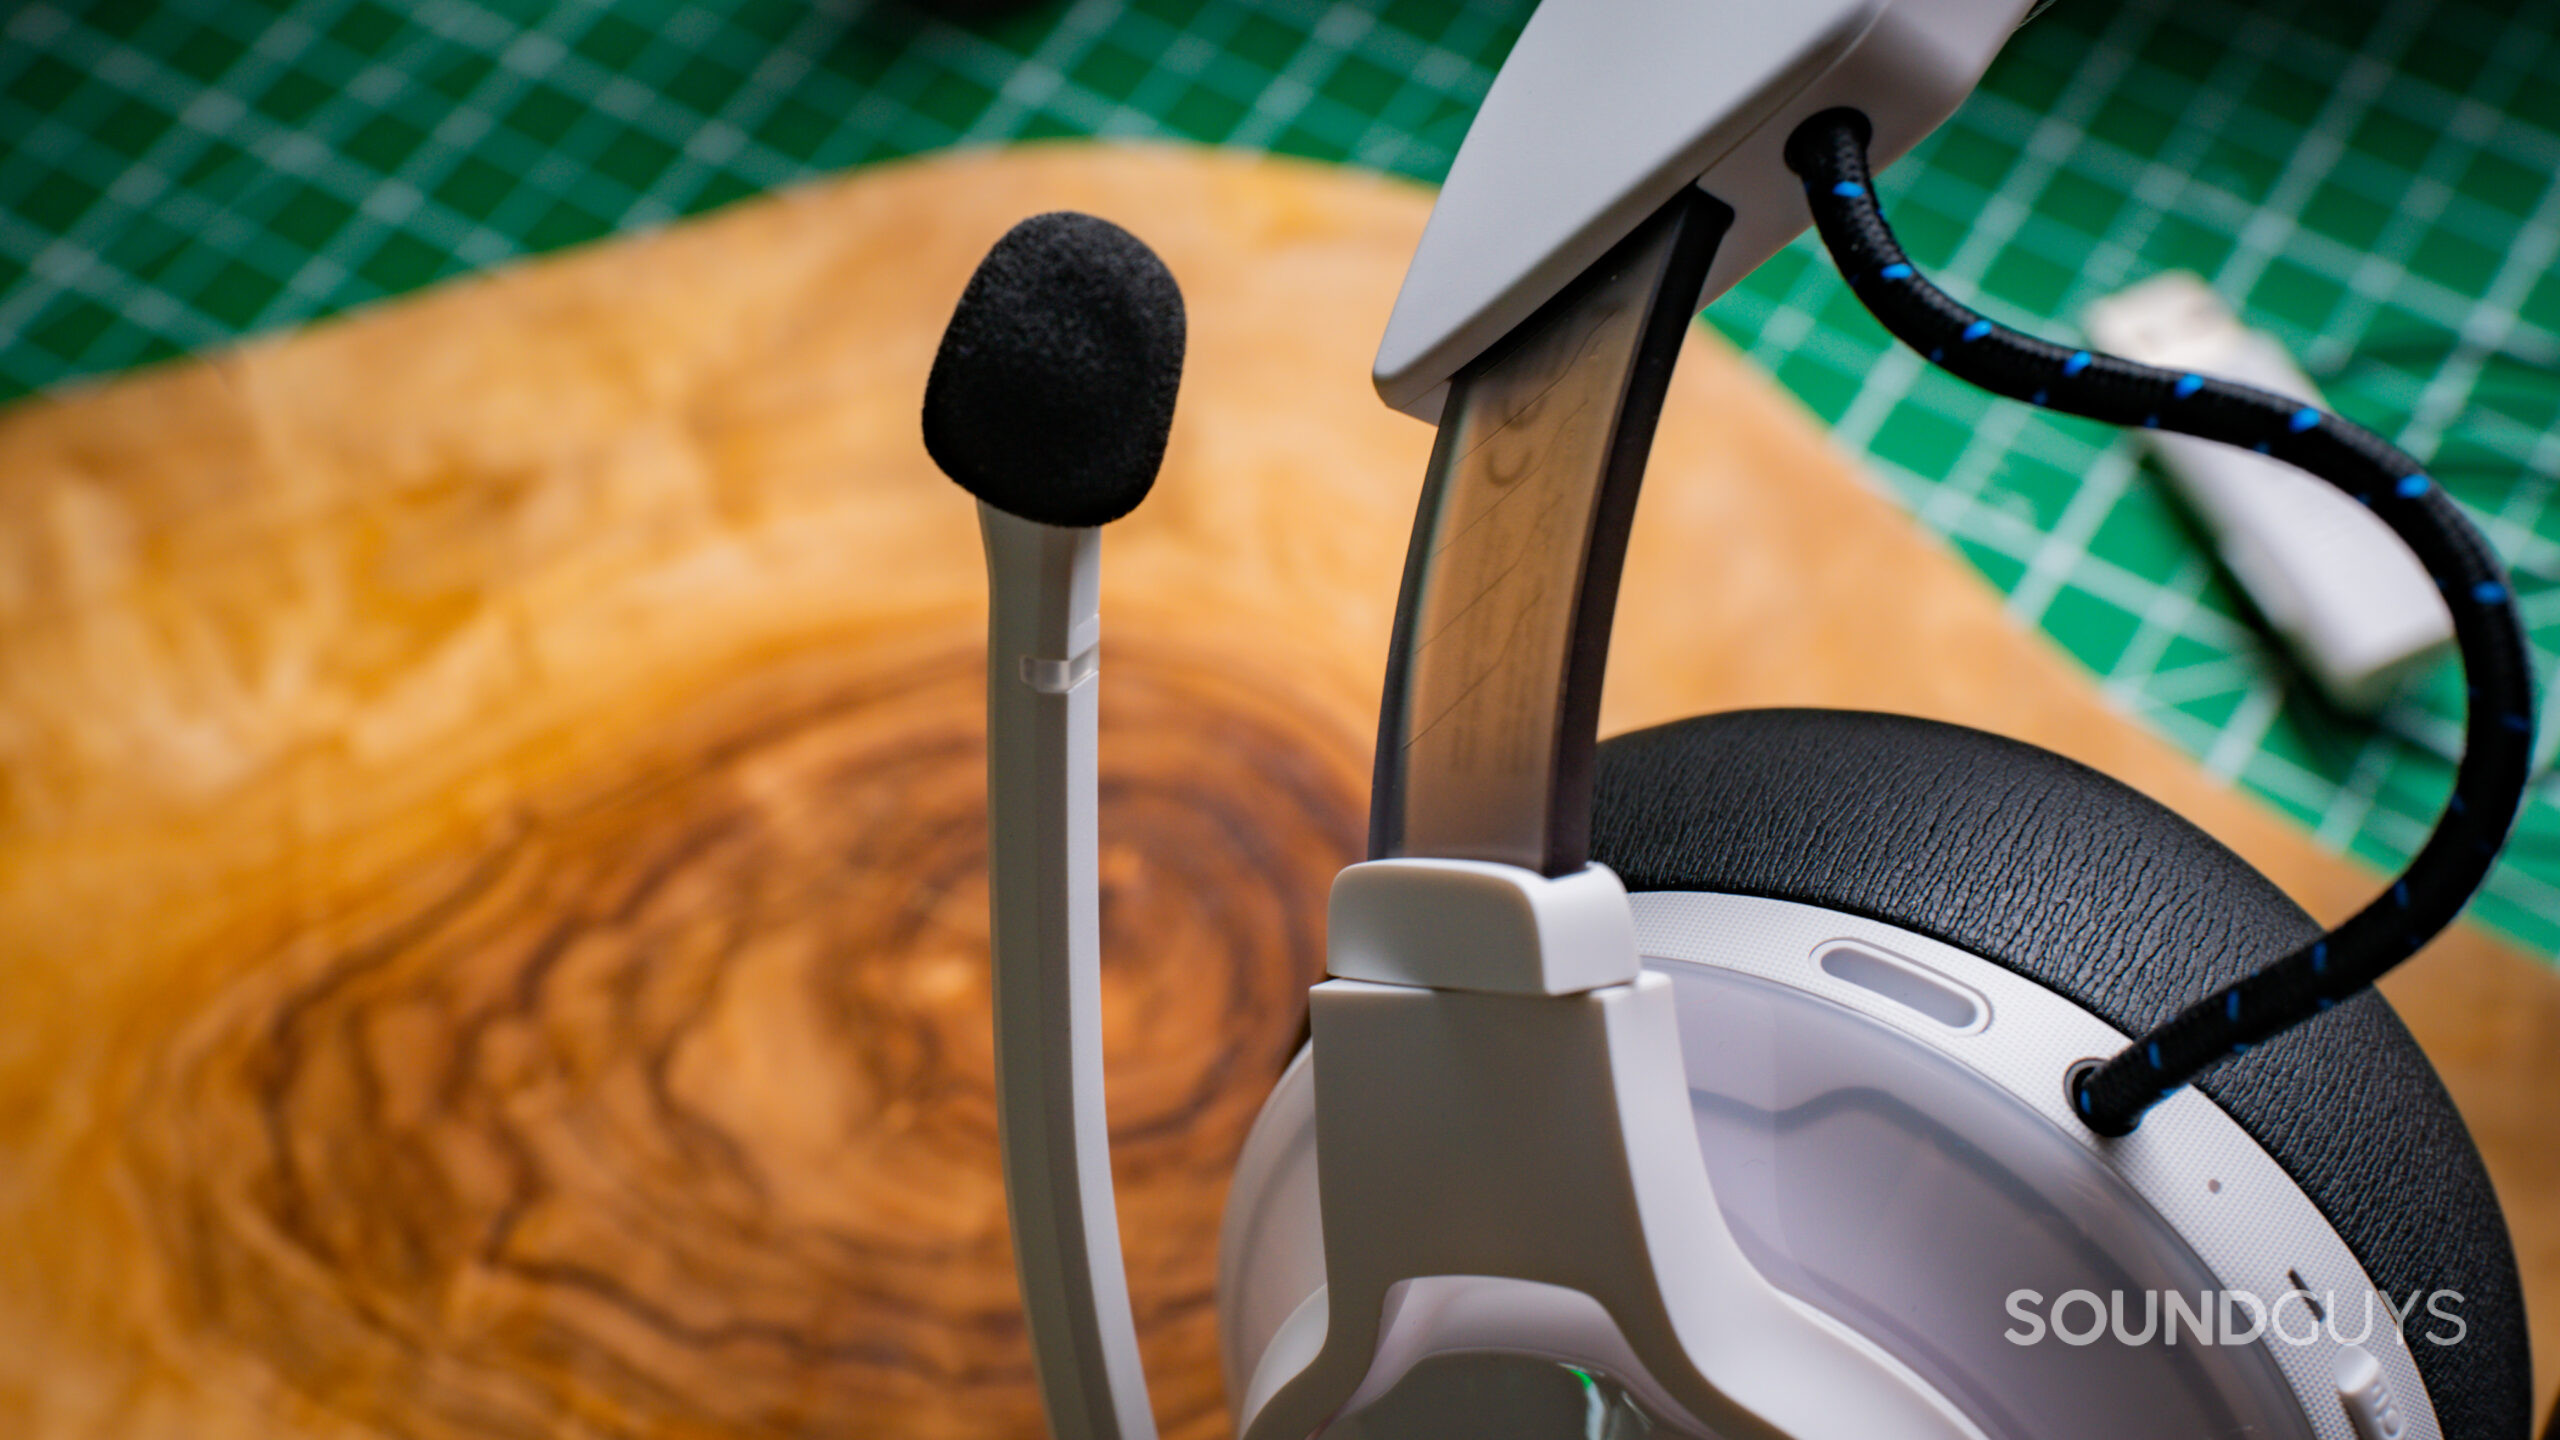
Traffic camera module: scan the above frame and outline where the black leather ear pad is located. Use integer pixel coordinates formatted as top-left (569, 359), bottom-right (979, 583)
top-left (1590, 708), bottom-right (2531, 1439)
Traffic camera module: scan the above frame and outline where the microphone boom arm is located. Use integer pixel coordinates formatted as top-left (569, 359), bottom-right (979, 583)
top-left (979, 503), bottom-right (1158, 1440)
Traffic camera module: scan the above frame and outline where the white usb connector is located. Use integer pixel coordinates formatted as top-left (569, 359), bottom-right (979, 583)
top-left (2083, 272), bottom-right (2453, 712)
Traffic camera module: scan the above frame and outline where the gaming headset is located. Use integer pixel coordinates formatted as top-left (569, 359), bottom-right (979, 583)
top-left (920, 1), bottom-right (2544, 1437)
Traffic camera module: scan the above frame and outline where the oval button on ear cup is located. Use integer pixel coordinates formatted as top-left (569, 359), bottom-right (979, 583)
top-left (1585, 708), bottom-right (2532, 1440)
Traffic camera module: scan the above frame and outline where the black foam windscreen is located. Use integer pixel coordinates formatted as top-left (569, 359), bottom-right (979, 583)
top-left (923, 210), bottom-right (1185, 528)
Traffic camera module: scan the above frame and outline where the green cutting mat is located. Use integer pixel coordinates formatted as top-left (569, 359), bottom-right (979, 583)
top-left (4, 0), bottom-right (2557, 958)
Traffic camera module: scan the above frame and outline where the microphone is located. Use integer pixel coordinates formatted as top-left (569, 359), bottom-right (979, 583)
top-left (926, 211), bottom-right (1184, 528)
top-left (924, 211), bottom-right (1184, 1440)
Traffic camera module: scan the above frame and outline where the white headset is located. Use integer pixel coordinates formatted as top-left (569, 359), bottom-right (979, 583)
top-left (955, 2), bottom-right (2534, 1437)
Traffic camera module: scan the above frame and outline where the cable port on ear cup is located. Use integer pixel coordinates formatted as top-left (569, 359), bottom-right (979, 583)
top-left (2063, 1059), bottom-right (2128, 1139)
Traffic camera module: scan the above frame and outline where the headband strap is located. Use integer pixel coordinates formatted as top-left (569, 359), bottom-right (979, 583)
top-left (1369, 187), bottom-right (1732, 875)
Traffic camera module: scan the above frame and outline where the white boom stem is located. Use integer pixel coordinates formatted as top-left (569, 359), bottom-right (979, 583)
top-left (979, 502), bottom-right (1158, 1440)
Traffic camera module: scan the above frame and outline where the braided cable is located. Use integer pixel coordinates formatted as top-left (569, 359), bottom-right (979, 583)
top-left (1782, 108), bottom-right (2536, 1137)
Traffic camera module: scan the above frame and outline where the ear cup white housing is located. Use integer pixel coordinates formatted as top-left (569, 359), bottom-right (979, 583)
top-left (1214, 710), bottom-right (2529, 1440)
top-left (1589, 709), bottom-right (2527, 1439)
top-left (1222, 911), bottom-right (2398, 1438)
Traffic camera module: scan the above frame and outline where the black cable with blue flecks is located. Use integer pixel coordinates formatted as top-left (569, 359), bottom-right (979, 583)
top-left (1782, 108), bottom-right (2537, 1138)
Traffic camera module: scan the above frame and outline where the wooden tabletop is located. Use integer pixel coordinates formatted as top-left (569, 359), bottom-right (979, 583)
top-left (0, 142), bottom-right (2551, 1438)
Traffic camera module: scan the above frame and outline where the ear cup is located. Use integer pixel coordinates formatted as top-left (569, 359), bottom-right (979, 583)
top-left (1590, 708), bottom-right (2532, 1440)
